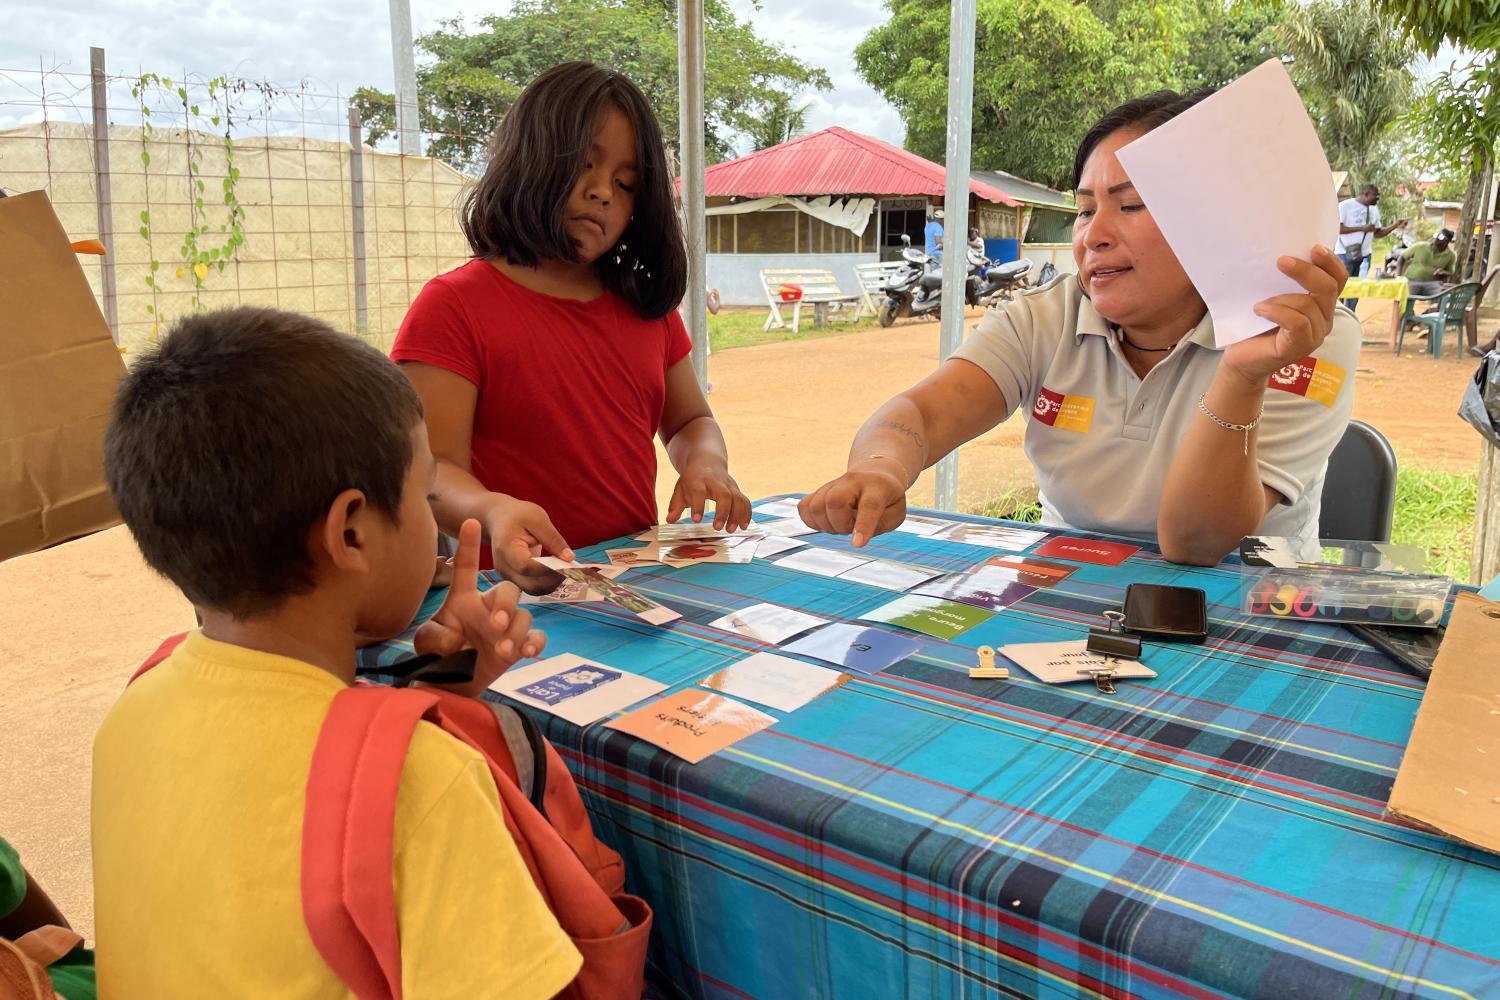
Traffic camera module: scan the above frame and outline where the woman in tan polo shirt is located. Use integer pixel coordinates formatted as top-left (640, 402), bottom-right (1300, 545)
top-left (800, 89), bottom-right (1358, 565)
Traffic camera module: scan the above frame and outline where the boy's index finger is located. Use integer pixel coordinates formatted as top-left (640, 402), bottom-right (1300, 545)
top-left (449, 518), bottom-right (484, 593)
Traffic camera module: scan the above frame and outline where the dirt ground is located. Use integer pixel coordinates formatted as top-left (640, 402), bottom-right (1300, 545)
top-left (2, 302), bottom-right (1490, 942)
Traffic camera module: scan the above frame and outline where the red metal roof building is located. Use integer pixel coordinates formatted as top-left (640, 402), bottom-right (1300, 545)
top-left (703, 126), bottom-right (1020, 206)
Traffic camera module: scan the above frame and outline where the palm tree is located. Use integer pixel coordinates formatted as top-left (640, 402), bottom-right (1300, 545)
top-left (746, 92), bottom-right (813, 152)
top-left (1277, 0), bottom-right (1416, 183)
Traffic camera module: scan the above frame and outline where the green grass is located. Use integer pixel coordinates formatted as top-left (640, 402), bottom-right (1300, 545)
top-left (970, 464), bottom-right (1477, 582)
top-left (1392, 464), bottom-right (1478, 583)
top-left (707, 308), bottom-right (883, 352)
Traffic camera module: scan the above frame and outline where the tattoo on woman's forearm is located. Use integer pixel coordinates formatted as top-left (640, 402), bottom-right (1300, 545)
top-left (876, 420), bottom-right (925, 450)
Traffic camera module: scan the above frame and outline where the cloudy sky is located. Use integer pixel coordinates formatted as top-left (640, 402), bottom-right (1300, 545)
top-left (0, 0), bottom-right (904, 147)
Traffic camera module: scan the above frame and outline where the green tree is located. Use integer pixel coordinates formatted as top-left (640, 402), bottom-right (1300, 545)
top-left (1405, 55), bottom-right (1500, 279)
top-left (745, 92), bottom-right (812, 152)
top-left (855, 0), bottom-right (1285, 190)
top-left (1366, 0), bottom-right (1500, 53)
top-left (1275, 0), bottom-right (1416, 186)
top-left (352, 0), bottom-right (829, 171)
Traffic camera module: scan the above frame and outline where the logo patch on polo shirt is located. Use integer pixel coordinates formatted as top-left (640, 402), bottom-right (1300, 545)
top-left (1033, 386), bottom-right (1095, 432)
top-left (1266, 357), bottom-right (1346, 407)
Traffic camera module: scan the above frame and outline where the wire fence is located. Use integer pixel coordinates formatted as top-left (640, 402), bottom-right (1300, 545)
top-left (0, 52), bottom-right (498, 356)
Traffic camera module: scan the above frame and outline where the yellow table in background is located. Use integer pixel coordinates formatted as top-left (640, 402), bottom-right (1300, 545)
top-left (1341, 275), bottom-right (1409, 349)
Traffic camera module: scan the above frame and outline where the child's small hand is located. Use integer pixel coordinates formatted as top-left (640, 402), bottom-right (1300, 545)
top-left (414, 519), bottom-right (547, 697)
top-left (482, 495), bottom-right (575, 595)
top-left (667, 464), bottom-right (751, 531)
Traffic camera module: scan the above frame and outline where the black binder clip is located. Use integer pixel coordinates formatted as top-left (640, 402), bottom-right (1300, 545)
top-left (1082, 610), bottom-right (1140, 695)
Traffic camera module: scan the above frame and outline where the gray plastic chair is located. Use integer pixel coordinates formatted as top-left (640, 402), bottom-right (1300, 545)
top-left (1317, 420), bottom-right (1397, 542)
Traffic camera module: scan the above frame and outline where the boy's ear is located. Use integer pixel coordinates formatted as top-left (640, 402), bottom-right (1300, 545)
top-left (317, 488), bottom-right (374, 575)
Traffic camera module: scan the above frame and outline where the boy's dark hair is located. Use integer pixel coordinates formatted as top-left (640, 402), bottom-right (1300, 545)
top-left (1073, 88), bottom-right (1216, 189)
top-left (104, 307), bottom-right (424, 616)
top-left (461, 61), bottom-right (687, 320)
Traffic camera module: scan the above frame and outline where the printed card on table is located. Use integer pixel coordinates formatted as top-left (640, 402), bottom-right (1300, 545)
top-left (490, 653), bottom-right (667, 726)
top-left (535, 557), bottom-right (628, 577)
top-left (1000, 641), bottom-right (1156, 685)
top-left (1033, 537), bottom-right (1140, 566)
top-left (860, 594), bottom-right (994, 640)
top-left (521, 577), bottom-right (605, 605)
top-left (659, 539), bottom-right (754, 568)
top-left (837, 558), bottom-right (947, 592)
top-left (915, 567), bottom-right (1038, 612)
top-left (637, 523), bottom-right (734, 543)
top-left (753, 499), bottom-right (803, 519)
top-left (606, 690), bottom-right (775, 764)
top-left (937, 523), bottom-right (1048, 551)
top-left (556, 567), bottom-right (681, 625)
top-left (708, 603), bottom-right (828, 645)
top-left (699, 652), bottom-right (849, 713)
top-left (784, 622), bottom-right (927, 674)
top-left (606, 546), bottom-right (661, 568)
top-left (759, 517), bottom-right (818, 538)
top-left (752, 535), bottom-right (807, 559)
top-left (982, 554), bottom-right (1079, 589)
top-left (893, 513), bottom-right (956, 537)
top-left (774, 546), bottom-right (871, 578)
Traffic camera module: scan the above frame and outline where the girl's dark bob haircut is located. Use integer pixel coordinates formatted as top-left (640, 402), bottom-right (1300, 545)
top-left (461, 61), bottom-right (687, 320)
top-left (1072, 88), bottom-right (1216, 189)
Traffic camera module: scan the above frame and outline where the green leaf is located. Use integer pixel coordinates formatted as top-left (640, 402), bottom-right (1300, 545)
top-left (139, 210), bottom-right (149, 224)
top-left (150, 260), bottom-right (159, 272)
top-left (141, 151), bottom-right (150, 167)
top-left (176, 87), bottom-right (187, 101)
top-left (139, 226), bottom-right (149, 239)
top-left (190, 104), bottom-right (199, 115)
top-left (211, 115), bottom-right (220, 126)
top-left (146, 304), bottom-right (154, 314)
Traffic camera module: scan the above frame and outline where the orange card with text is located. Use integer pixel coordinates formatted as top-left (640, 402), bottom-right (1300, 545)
top-left (606, 690), bottom-right (775, 764)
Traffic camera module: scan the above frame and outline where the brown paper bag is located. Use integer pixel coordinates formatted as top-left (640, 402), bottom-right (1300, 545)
top-left (1386, 591), bottom-right (1500, 855)
top-left (0, 190), bottom-right (124, 561)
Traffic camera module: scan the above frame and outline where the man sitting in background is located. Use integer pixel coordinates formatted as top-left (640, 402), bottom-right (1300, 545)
top-left (1401, 228), bottom-right (1458, 297)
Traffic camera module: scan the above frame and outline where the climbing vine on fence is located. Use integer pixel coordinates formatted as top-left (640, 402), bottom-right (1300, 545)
top-left (132, 72), bottom-right (247, 324)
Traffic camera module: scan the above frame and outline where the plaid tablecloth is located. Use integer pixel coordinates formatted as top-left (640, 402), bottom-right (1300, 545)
top-left (363, 501), bottom-right (1500, 999)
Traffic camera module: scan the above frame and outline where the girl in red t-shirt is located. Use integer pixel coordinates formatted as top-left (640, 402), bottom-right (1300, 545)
top-left (393, 62), bottom-right (749, 590)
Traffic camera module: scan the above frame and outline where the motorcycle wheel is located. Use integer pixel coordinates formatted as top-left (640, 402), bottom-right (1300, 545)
top-left (878, 303), bottom-right (897, 328)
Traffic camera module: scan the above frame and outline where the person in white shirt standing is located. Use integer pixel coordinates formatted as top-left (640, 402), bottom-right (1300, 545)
top-left (1337, 184), bottom-right (1405, 308)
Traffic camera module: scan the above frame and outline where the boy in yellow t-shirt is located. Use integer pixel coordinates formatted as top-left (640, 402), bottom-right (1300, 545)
top-left (92, 307), bottom-right (582, 997)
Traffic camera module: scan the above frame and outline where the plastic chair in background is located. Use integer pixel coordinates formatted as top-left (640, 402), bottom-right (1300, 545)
top-left (1318, 419), bottom-right (1398, 542)
top-left (1397, 282), bottom-right (1481, 358)
top-left (1464, 266), bottom-right (1499, 355)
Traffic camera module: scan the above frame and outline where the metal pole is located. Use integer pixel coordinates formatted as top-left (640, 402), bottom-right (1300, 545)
top-left (678, 0), bottom-right (708, 388)
top-left (348, 107), bottom-right (369, 333)
top-left (387, 0), bottom-right (421, 156)
top-left (933, 0), bottom-right (977, 512)
top-left (89, 46), bottom-right (119, 344)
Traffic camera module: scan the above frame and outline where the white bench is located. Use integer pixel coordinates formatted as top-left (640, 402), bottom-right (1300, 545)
top-left (759, 268), bottom-right (863, 334)
top-left (854, 261), bottom-right (904, 315)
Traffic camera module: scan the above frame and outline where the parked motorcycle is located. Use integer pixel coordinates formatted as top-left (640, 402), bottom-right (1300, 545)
top-left (878, 235), bottom-right (944, 327)
top-left (973, 258), bottom-right (1034, 307)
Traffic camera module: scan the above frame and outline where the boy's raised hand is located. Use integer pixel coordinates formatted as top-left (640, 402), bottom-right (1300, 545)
top-left (414, 518), bottom-right (547, 697)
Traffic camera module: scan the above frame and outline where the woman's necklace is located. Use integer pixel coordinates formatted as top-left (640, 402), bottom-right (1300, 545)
top-left (1114, 325), bottom-right (1174, 353)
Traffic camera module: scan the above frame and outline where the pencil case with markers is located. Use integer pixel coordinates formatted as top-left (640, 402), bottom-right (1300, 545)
top-left (1237, 537), bottom-right (1452, 627)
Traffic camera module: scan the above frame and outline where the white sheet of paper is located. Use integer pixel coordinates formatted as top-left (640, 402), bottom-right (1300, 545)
top-left (774, 546), bottom-right (871, 577)
top-left (699, 653), bottom-right (848, 713)
top-left (837, 559), bottom-right (947, 591)
top-left (637, 523), bottom-right (734, 542)
top-left (1114, 59), bottom-right (1338, 348)
top-left (708, 603), bottom-right (828, 644)
top-left (752, 535), bottom-right (808, 559)
top-left (1000, 641), bottom-right (1157, 685)
top-left (490, 653), bottom-right (667, 726)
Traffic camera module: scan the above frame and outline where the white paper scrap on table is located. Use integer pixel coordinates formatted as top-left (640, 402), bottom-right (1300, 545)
top-left (489, 653), bottom-right (667, 726)
top-left (699, 652), bottom-right (849, 713)
top-left (893, 513), bottom-right (954, 536)
top-left (759, 517), bottom-right (818, 538)
top-left (1000, 641), bottom-right (1157, 685)
top-left (534, 557), bottom-right (627, 578)
top-left (774, 546), bottom-right (872, 578)
top-left (1114, 59), bottom-right (1338, 348)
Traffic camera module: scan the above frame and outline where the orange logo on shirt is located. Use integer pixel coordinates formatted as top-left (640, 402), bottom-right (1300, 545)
top-left (1266, 357), bottom-right (1346, 407)
top-left (1033, 387), bottom-right (1095, 432)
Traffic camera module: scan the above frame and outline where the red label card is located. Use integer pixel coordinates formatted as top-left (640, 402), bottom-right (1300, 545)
top-left (1033, 537), bottom-right (1140, 566)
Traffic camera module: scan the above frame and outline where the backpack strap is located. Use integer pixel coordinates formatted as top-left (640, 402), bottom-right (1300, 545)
top-left (301, 685), bottom-right (441, 1000)
top-left (128, 632), bottom-right (190, 685)
top-left (355, 649), bottom-right (478, 690)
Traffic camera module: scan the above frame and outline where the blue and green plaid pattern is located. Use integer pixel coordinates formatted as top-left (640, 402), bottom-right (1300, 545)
top-left (363, 499), bottom-right (1500, 999)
